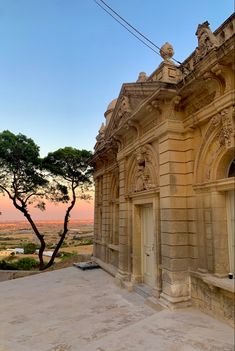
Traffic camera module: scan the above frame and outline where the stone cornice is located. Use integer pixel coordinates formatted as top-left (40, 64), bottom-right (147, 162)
top-left (193, 177), bottom-right (235, 192)
top-left (92, 14), bottom-right (235, 164)
top-left (105, 81), bottom-right (173, 139)
top-left (109, 84), bottom-right (177, 138)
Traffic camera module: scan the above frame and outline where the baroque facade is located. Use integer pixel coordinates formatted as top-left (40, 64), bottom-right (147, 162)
top-left (91, 14), bottom-right (235, 325)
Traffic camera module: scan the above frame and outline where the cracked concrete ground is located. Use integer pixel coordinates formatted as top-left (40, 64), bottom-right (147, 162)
top-left (0, 267), bottom-right (234, 351)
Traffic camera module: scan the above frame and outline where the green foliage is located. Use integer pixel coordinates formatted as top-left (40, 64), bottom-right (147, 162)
top-left (59, 251), bottom-right (77, 261)
top-left (43, 147), bottom-right (93, 200)
top-left (0, 130), bottom-right (48, 199)
top-left (15, 257), bottom-right (39, 270)
top-left (23, 242), bottom-right (38, 254)
top-left (0, 260), bottom-right (18, 270)
top-left (61, 241), bottom-right (69, 248)
top-left (77, 239), bottom-right (93, 246)
top-left (3, 253), bottom-right (16, 262)
top-left (0, 130), bottom-right (94, 270)
top-left (46, 242), bottom-right (56, 249)
top-left (0, 257), bottom-right (39, 270)
top-left (71, 237), bottom-right (93, 245)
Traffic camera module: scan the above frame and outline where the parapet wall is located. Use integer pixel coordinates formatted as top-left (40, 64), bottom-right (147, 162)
top-left (191, 272), bottom-right (235, 327)
top-left (0, 270), bottom-right (40, 282)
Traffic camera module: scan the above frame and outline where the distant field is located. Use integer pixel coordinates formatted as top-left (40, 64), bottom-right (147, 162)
top-left (0, 220), bottom-right (94, 261)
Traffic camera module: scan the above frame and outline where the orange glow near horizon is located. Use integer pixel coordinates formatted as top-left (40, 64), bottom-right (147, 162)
top-left (0, 195), bottom-right (94, 222)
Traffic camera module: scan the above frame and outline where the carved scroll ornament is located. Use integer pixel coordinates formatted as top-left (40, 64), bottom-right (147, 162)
top-left (194, 21), bottom-right (219, 63)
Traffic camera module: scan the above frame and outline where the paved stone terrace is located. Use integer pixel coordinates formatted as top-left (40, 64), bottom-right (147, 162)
top-left (0, 267), bottom-right (234, 351)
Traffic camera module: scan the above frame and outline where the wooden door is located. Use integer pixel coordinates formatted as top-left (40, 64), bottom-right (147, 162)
top-left (141, 204), bottom-right (155, 287)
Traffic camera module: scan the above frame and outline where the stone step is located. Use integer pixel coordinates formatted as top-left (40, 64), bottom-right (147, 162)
top-left (134, 283), bottom-right (153, 298)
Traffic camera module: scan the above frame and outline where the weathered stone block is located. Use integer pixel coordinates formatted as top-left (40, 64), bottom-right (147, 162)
top-left (160, 196), bottom-right (187, 210)
top-left (162, 244), bottom-right (189, 258)
top-left (162, 257), bottom-right (189, 271)
top-left (160, 208), bottom-right (188, 221)
top-left (161, 220), bottom-right (188, 233)
top-left (161, 232), bottom-right (189, 246)
top-left (162, 279), bottom-right (189, 298)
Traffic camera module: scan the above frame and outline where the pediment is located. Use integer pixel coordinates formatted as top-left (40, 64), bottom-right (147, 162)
top-left (105, 82), bottom-right (162, 138)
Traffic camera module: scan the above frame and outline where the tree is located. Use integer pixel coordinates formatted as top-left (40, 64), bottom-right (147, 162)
top-left (0, 130), bottom-right (93, 270)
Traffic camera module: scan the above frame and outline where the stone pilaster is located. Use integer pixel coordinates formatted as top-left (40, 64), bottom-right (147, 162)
top-left (195, 192), bottom-right (209, 273)
top-left (100, 172), bottom-right (111, 263)
top-left (158, 131), bottom-right (192, 308)
top-left (210, 191), bottom-right (229, 276)
top-left (115, 158), bottom-right (130, 286)
top-left (93, 177), bottom-right (99, 258)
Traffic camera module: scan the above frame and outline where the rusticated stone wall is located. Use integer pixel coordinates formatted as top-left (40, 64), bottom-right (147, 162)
top-left (191, 273), bottom-right (235, 327)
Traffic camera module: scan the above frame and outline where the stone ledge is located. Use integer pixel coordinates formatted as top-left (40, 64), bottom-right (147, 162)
top-left (0, 270), bottom-right (40, 282)
top-left (190, 271), bottom-right (235, 327)
top-left (92, 257), bottom-right (118, 277)
top-left (108, 244), bottom-right (120, 251)
top-left (190, 271), bottom-right (235, 293)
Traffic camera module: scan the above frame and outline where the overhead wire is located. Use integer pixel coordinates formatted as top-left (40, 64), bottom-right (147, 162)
top-left (94, 0), bottom-right (183, 66)
top-left (94, 0), bottom-right (162, 58)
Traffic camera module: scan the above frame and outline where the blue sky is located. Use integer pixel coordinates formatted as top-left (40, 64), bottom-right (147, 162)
top-left (0, 0), bottom-right (233, 156)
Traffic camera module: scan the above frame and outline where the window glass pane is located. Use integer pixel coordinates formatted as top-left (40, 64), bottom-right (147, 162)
top-left (228, 159), bottom-right (235, 177)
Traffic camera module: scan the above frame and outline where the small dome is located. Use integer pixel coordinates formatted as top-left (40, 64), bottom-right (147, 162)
top-left (106, 98), bottom-right (117, 112)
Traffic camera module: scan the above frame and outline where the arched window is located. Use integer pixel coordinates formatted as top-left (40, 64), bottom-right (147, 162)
top-left (228, 159), bottom-right (235, 177)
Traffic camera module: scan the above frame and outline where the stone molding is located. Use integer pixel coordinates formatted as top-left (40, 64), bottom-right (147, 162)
top-left (193, 105), bottom-right (234, 184)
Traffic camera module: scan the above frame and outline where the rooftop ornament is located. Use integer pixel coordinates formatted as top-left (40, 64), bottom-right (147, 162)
top-left (160, 42), bottom-right (175, 62)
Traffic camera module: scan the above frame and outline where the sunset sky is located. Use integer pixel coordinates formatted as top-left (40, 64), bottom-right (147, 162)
top-left (0, 0), bottom-right (233, 221)
top-left (0, 194), bottom-right (94, 222)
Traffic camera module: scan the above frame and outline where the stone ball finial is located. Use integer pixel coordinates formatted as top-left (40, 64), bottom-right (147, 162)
top-left (137, 72), bottom-right (148, 82)
top-left (160, 42), bottom-right (174, 61)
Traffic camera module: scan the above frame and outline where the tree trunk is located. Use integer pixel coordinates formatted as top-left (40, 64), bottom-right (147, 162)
top-left (42, 187), bottom-right (77, 270)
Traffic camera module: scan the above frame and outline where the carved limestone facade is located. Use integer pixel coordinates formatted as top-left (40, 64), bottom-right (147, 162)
top-left (91, 14), bottom-right (235, 326)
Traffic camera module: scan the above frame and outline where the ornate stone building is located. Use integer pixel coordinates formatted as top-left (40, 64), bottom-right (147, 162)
top-left (91, 14), bottom-right (235, 325)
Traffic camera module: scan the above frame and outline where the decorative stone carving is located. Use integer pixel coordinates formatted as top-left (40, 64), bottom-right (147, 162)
top-left (204, 107), bottom-right (234, 179)
top-left (135, 161), bottom-right (150, 191)
top-left (112, 135), bottom-right (123, 151)
top-left (96, 122), bottom-right (106, 141)
top-left (123, 120), bottom-right (140, 138)
top-left (168, 95), bottom-right (181, 120)
top-left (133, 146), bottom-right (156, 192)
top-left (137, 72), bottom-right (148, 82)
top-left (160, 42), bottom-right (175, 62)
top-left (195, 21), bottom-right (219, 63)
top-left (220, 109), bottom-right (233, 147)
top-left (211, 114), bottom-right (221, 128)
top-left (211, 108), bottom-right (233, 148)
top-left (118, 96), bottom-right (132, 119)
top-left (211, 64), bottom-right (234, 93)
top-left (146, 99), bottom-right (162, 114)
top-left (194, 105), bottom-right (234, 182)
top-left (203, 71), bottom-right (224, 98)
